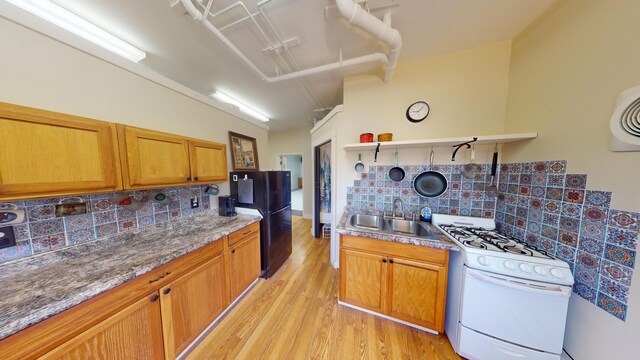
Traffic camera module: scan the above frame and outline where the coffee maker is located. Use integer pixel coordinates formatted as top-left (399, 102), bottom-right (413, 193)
top-left (218, 196), bottom-right (237, 217)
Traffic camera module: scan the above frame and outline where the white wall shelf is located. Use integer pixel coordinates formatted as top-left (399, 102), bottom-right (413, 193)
top-left (342, 132), bottom-right (538, 151)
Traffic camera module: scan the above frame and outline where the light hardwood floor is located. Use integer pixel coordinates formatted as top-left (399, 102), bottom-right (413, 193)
top-left (187, 216), bottom-right (462, 360)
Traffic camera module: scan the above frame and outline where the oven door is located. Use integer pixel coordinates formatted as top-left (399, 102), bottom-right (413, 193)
top-left (460, 266), bottom-right (571, 354)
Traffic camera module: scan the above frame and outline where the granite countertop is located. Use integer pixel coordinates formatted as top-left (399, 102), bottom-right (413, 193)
top-left (335, 210), bottom-right (459, 252)
top-left (0, 211), bottom-right (260, 340)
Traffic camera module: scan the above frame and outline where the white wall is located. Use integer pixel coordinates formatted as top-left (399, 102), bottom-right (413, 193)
top-left (0, 18), bottom-right (268, 200)
top-left (284, 155), bottom-right (302, 190)
top-left (502, 0), bottom-right (640, 358)
top-left (268, 126), bottom-right (313, 218)
top-left (321, 41), bottom-right (513, 267)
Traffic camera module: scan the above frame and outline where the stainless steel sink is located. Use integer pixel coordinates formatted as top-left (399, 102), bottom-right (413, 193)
top-left (345, 214), bottom-right (439, 240)
top-left (348, 214), bottom-right (385, 231)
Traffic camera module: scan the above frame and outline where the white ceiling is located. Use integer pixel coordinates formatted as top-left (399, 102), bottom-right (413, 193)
top-left (10, 0), bottom-right (556, 130)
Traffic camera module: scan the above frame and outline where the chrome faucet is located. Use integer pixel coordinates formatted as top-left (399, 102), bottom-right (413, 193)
top-left (392, 198), bottom-right (405, 218)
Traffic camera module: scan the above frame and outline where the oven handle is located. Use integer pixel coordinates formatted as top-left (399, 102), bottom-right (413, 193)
top-left (467, 269), bottom-right (572, 298)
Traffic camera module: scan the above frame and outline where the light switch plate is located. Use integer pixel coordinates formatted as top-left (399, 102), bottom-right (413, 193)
top-left (0, 226), bottom-right (16, 250)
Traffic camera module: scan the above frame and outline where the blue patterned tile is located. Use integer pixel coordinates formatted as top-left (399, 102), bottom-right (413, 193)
top-left (0, 240), bottom-right (32, 264)
top-left (540, 238), bottom-right (556, 253)
top-left (608, 210), bottom-right (639, 231)
top-left (555, 244), bottom-right (576, 263)
top-left (559, 216), bottom-right (580, 232)
top-left (138, 215), bottom-right (155, 227)
top-left (582, 206), bottom-right (608, 224)
top-left (533, 162), bottom-right (548, 173)
top-left (95, 223), bottom-right (118, 238)
top-left (12, 223), bottom-right (31, 240)
top-left (116, 208), bottom-right (136, 221)
top-left (32, 234), bottom-right (66, 253)
top-left (91, 199), bottom-right (114, 212)
top-left (118, 219), bottom-right (138, 232)
top-left (573, 282), bottom-right (597, 303)
top-left (532, 174), bottom-right (547, 186)
top-left (561, 202), bottom-right (582, 219)
top-left (64, 213), bottom-right (94, 231)
top-left (541, 225), bottom-right (558, 240)
top-left (547, 174), bottom-right (565, 188)
top-left (89, 192), bottom-right (115, 200)
top-left (576, 251), bottom-right (601, 271)
top-left (600, 259), bottom-right (633, 286)
top-left (27, 205), bottom-right (56, 222)
top-left (24, 198), bottom-right (59, 206)
top-left (605, 227), bottom-right (638, 250)
top-left (519, 174), bottom-right (532, 184)
top-left (30, 219), bottom-right (64, 237)
top-left (574, 265), bottom-right (599, 288)
top-left (543, 213), bottom-right (559, 226)
top-left (67, 227), bottom-right (96, 244)
top-left (580, 221), bottom-right (606, 241)
top-left (584, 190), bottom-right (612, 208)
top-left (565, 174), bottom-right (588, 189)
top-left (604, 244), bottom-right (636, 268)
top-left (544, 200), bottom-right (561, 213)
top-left (563, 189), bottom-right (585, 204)
top-left (578, 235), bottom-right (605, 255)
top-left (558, 230), bottom-right (579, 248)
top-left (597, 292), bottom-right (627, 321)
top-left (548, 160), bottom-right (567, 174)
top-left (545, 187), bottom-right (563, 201)
top-left (598, 277), bottom-right (629, 304)
top-left (528, 209), bottom-right (543, 223)
top-left (154, 212), bottom-right (169, 223)
top-left (92, 210), bottom-right (117, 225)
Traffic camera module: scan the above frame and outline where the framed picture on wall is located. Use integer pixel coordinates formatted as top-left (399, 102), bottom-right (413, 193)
top-left (229, 131), bottom-right (260, 170)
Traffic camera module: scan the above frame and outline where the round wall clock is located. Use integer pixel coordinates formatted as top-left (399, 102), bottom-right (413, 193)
top-left (406, 101), bottom-right (430, 122)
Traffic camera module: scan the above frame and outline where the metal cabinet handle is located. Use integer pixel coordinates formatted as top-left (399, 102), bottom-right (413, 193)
top-left (163, 288), bottom-right (171, 295)
top-left (151, 295), bottom-right (159, 302)
top-left (242, 230), bottom-right (251, 235)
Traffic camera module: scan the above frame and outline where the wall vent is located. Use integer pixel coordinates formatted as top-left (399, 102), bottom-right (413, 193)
top-left (610, 85), bottom-right (640, 151)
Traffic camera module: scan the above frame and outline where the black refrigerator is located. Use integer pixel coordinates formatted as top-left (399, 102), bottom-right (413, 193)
top-left (230, 171), bottom-right (292, 278)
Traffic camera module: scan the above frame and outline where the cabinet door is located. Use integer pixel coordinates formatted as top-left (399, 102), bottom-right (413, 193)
top-left (42, 292), bottom-right (164, 360)
top-left (0, 103), bottom-right (122, 200)
top-left (159, 253), bottom-right (229, 359)
top-left (189, 140), bottom-right (227, 182)
top-left (118, 125), bottom-right (191, 189)
top-left (387, 257), bottom-right (447, 332)
top-left (339, 248), bottom-right (387, 314)
top-left (229, 233), bottom-right (261, 300)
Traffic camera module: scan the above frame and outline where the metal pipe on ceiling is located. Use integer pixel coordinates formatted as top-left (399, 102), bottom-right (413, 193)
top-left (178, 0), bottom-right (395, 83)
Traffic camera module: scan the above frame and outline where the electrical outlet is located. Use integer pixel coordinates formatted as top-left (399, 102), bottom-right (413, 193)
top-left (0, 226), bottom-right (16, 250)
top-left (190, 197), bottom-right (199, 209)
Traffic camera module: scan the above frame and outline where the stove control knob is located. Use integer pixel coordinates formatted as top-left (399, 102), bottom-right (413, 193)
top-left (519, 263), bottom-right (531, 273)
top-left (534, 265), bottom-right (548, 275)
top-left (477, 256), bottom-right (489, 266)
top-left (504, 260), bottom-right (516, 270)
top-left (550, 268), bottom-right (564, 279)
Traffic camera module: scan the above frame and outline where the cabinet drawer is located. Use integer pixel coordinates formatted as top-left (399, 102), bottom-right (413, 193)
top-left (229, 222), bottom-right (260, 246)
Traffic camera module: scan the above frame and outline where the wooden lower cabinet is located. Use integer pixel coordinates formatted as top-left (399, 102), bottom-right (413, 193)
top-left (160, 253), bottom-right (229, 359)
top-left (42, 292), bottom-right (165, 360)
top-left (229, 232), bottom-right (261, 300)
top-left (339, 235), bottom-right (449, 332)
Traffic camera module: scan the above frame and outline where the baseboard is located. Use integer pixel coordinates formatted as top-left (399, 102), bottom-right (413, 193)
top-left (337, 301), bottom-right (439, 335)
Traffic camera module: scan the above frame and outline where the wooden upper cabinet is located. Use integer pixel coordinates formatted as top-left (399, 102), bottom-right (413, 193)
top-left (41, 292), bottom-right (165, 360)
top-left (0, 102), bottom-right (122, 200)
top-left (189, 139), bottom-right (228, 183)
top-left (387, 257), bottom-right (447, 332)
top-left (118, 125), bottom-right (192, 189)
top-left (229, 232), bottom-right (261, 300)
top-left (160, 253), bottom-right (229, 359)
top-left (339, 248), bottom-right (387, 314)
top-left (118, 125), bottom-right (228, 189)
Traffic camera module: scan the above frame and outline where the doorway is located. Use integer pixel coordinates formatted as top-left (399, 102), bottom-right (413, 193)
top-left (276, 153), bottom-right (303, 216)
top-left (313, 141), bottom-right (331, 238)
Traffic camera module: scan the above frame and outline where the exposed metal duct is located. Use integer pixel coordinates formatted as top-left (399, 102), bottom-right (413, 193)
top-left (178, 0), bottom-right (400, 83)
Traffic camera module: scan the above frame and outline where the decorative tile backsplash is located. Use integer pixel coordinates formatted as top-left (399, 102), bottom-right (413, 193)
top-left (346, 164), bottom-right (497, 218)
top-left (494, 161), bottom-right (638, 321)
top-left (0, 186), bottom-right (211, 264)
top-left (345, 159), bottom-right (637, 321)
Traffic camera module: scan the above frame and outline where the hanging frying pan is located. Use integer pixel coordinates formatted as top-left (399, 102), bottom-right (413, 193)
top-left (355, 153), bottom-right (365, 172)
top-left (388, 150), bottom-right (405, 181)
top-left (414, 150), bottom-right (448, 198)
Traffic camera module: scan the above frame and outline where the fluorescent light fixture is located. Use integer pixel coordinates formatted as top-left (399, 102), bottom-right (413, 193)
top-left (6, 0), bottom-right (146, 63)
top-left (211, 91), bottom-right (270, 122)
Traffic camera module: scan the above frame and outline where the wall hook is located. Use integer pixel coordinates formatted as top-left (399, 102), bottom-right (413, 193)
top-left (451, 137), bottom-right (478, 161)
top-left (374, 143), bottom-right (381, 162)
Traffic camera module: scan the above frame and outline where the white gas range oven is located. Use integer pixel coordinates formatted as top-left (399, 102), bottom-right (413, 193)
top-left (433, 214), bottom-right (574, 360)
